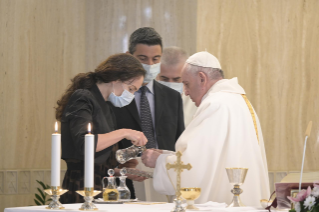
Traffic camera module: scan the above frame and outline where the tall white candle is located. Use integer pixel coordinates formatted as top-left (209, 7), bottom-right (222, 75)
top-left (51, 122), bottom-right (61, 187)
top-left (85, 123), bottom-right (94, 188)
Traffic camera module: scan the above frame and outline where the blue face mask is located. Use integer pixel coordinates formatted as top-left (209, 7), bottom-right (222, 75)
top-left (108, 84), bottom-right (135, 107)
top-left (142, 63), bottom-right (161, 83)
top-left (157, 80), bottom-right (184, 94)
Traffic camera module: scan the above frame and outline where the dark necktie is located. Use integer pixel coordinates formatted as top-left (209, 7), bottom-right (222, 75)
top-left (140, 86), bottom-right (156, 149)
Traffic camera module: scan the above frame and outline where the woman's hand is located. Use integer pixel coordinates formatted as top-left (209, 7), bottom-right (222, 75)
top-left (123, 129), bottom-right (148, 146)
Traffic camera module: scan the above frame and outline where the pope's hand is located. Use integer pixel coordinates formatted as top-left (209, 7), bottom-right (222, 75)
top-left (150, 148), bottom-right (163, 154)
top-left (141, 149), bottom-right (161, 168)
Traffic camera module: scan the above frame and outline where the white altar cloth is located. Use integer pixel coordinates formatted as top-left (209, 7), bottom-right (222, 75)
top-left (4, 202), bottom-right (269, 212)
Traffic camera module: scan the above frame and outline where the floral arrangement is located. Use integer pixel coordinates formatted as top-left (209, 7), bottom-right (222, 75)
top-left (289, 181), bottom-right (319, 212)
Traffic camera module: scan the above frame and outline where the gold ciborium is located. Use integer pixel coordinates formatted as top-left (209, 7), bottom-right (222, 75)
top-left (225, 168), bottom-right (248, 207)
top-left (180, 188), bottom-right (201, 210)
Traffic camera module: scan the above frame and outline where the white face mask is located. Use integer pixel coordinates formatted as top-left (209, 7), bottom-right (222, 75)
top-left (157, 80), bottom-right (184, 94)
top-left (142, 63), bottom-right (161, 83)
top-left (108, 84), bottom-right (135, 107)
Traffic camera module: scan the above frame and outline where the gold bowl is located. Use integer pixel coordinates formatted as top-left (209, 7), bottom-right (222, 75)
top-left (180, 187), bottom-right (201, 210)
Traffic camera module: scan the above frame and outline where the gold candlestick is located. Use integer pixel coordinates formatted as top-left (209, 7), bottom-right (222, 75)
top-left (166, 151), bottom-right (192, 212)
top-left (44, 186), bottom-right (68, 209)
top-left (76, 187), bottom-right (101, 211)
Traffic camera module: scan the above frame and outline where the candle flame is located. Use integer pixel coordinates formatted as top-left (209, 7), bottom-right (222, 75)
top-left (55, 121), bottom-right (58, 133)
top-left (88, 123), bottom-right (91, 134)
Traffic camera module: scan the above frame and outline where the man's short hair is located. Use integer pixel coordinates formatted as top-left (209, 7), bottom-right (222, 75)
top-left (129, 27), bottom-right (163, 54)
top-left (161, 46), bottom-right (188, 67)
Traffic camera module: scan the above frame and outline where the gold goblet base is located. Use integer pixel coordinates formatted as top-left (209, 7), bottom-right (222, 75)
top-left (185, 200), bottom-right (198, 210)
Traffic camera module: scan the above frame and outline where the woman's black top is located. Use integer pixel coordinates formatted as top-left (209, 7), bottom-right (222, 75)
top-left (61, 84), bottom-right (116, 164)
top-left (60, 84), bottom-right (122, 204)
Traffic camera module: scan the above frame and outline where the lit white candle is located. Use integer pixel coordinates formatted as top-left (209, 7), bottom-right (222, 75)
top-left (51, 122), bottom-right (61, 187)
top-left (85, 123), bottom-right (94, 188)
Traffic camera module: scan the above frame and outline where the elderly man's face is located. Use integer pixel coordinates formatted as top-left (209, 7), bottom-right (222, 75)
top-left (182, 65), bottom-right (202, 107)
top-left (157, 63), bottom-right (184, 83)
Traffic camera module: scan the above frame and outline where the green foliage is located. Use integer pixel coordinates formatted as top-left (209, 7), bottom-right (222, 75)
top-left (289, 209), bottom-right (296, 212)
top-left (33, 180), bottom-right (52, 206)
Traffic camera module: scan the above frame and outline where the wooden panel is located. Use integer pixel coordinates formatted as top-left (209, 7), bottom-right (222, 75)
top-left (44, 0), bottom-right (86, 170)
top-left (197, 0), bottom-right (319, 172)
top-left (0, 0), bottom-right (86, 170)
top-left (0, 0), bottom-right (86, 210)
top-left (0, 0), bottom-right (48, 170)
top-left (85, 0), bottom-right (197, 71)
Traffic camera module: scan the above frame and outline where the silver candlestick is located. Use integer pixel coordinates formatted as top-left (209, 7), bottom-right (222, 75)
top-left (76, 187), bottom-right (101, 211)
top-left (225, 168), bottom-right (248, 207)
top-left (44, 186), bottom-right (68, 209)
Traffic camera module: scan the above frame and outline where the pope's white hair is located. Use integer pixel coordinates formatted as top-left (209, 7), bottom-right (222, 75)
top-left (161, 46), bottom-right (188, 67)
top-left (185, 63), bottom-right (224, 80)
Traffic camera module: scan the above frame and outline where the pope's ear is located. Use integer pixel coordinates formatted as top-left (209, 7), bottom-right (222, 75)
top-left (198, 72), bottom-right (207, 83)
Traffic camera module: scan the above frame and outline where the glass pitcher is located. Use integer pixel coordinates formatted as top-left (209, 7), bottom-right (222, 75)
top-left (116, 145), bottom-right (146, 164)
top-left (117, 168), bottom-right (131, 200)
top-left (102, 169), bottom-right (119, 201)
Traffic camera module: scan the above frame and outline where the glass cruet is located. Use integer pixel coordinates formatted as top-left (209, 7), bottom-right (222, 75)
top-left (117, 167), bottom-right (131, 200)
top-left (102, 169), bottom-right (119, 201)
top-left (116, 145), bottom-right (146, 164)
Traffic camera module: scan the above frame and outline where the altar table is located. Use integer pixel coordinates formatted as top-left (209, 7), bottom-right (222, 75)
top-left (4, 202), bottom-right (274, 212)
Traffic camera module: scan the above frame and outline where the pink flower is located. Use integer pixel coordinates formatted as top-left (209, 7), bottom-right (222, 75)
top-left (314, 181), bottom-right (319, 188)
top-left (287, 186), bottom-right (312, 202)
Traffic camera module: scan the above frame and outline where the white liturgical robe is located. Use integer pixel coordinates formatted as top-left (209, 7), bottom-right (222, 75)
top-left (153, 78), bottom-right (270, 207)
top-left (182, 94), bottom-right (197, 127)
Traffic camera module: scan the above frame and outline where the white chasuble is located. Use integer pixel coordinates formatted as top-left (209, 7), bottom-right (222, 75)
top-left (182, 94), bottom-right (197, 127)
top-left (153, 78), bottom-right (270, 206)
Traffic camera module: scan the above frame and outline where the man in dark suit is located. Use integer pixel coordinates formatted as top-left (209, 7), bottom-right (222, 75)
top-left (113, 27), bottom-right (185, 151)
top-left (111, 27), bottom-right (185, 198)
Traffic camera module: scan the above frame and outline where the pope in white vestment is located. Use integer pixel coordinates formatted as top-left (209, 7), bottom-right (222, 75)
top-left (141, 52), bottom-right (270, 207)
top-left (182, 94), bottom-right (197, 127)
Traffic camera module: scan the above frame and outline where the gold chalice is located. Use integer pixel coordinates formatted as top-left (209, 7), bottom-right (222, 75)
top-left (225, 167), bottom-right (248, 207)
top-left (180, 188), bottom-right (201, 210)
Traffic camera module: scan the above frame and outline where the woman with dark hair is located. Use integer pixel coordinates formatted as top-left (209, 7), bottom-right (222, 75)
top-left (56, 53), bottom-right (147, 203)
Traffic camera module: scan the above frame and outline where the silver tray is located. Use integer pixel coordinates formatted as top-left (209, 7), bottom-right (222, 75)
top-left (94, 198), bottom-right (138, 204)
